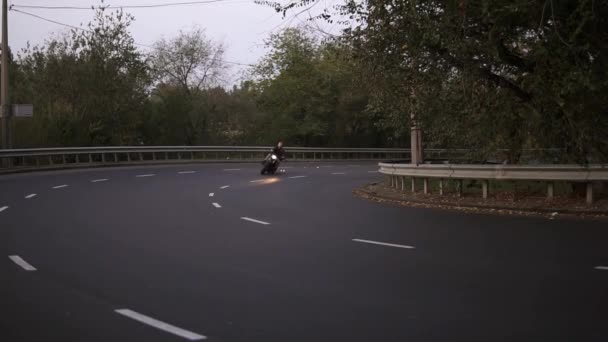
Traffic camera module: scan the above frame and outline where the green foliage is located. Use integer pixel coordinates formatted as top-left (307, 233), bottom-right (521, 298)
top-left (272, 0), bottom-right (608, 163)
top-left (12, 7), bottom-right (149, 147)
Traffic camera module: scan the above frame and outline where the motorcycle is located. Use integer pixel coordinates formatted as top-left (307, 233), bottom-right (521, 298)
top-left (261, 152), bottom-right (280, 175)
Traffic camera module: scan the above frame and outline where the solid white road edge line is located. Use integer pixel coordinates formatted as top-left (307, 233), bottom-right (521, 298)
top-left (212, 203), bottom-right (222, 208)
top-left (209, 193), bottom-right (214, 197)
top-left (0, 206), bottom-right (8, 213)
top-left (115, 309), bottom-right (206, 341)
top-left (178, 171), bottom-right (196, 174)
top-left (352, 238), bottom-right (415, 249)
top-left (332, 172), bottom-right (346, 175)
top-left (52, 185), bottom-right (68, 189)
top-left (136, 174), bottom-right (155, 178)
top-left (595, 266), bottom-right (608, 271)
top-left (91, 178), bottom-right (109, 183)
top-left (220, 185), bottom-right (230, 189)
top-left (288, 176), bottom-right (307, 179)
top-left (8, 255), bottom-right (37, 271)
top-left (25, 194), bottom-right (37, 199)
top-left (241, 217), bottom-right (271, 225)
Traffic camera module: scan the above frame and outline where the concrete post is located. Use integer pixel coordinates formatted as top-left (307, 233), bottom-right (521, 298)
top-left (411, 178), bottom-right (416, 192)
top-left (423, 178), bottom-right (429, 194)
top-left (1, 0), bottom-right (11, 150)
top-left (482, 180), bottom-right (489, 199)
top-left (457, 179), bottom-right (463, 197)
top-left (586, 182), bottom-right (594, 205)
top-left (401, 177), bottom-right (405, 191)
top-left (439, 179), bottom-right (444, 196)
top-left (547, 182), bottom-right (554, 201)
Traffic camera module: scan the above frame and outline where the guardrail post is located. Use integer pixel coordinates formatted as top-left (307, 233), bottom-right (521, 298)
top-left (586, 182), bottom-right (594, 205)
top-left (75, 154), bottom-right (80, 164)
top-left (191, 151), bottom-right (194, 160)
top-left (48, 155), bottom-right (53, 166)
top-left (547, 182), bottom-right (554, 201)
top-left (482, 180), bottom-right (489, 199)
top-left (62, 154), bottom-right (66, 164)
top-left (439, 179), bottom-right (444, 195)
top-left (35, 156), bottom-right (40, 167)
top-left (88, 153), bottom-right (93, 164)
top-left (102, 153), bottom-right (106, 163)
top-left (152, 152), bottom-right (156, 161)
top-left (401, 177), bottom-right (405, 191)
top-left (411, 178), bottom-right (416, 192)
top-left (423, 178), bottom-right (429, 194)
top-left (138, 152), bottom-right (143, 161)
top-left (457, 180), bottom-right (463, 197)
top-left (127, 153), bottom-right (131, 162)
top-left (165, 152), bottom-right (168, 160)
top-left (113, 153), bottom-right (117, 162)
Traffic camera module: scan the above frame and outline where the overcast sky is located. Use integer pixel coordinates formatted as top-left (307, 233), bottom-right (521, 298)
top-left (2, 0), bottom-right (340, 85)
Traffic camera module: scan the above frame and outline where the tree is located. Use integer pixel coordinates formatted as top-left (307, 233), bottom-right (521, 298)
top-left (150, 28), bottom-right (226, 93)
top-left (269, 0), bottom-right (608, 163)
top-left (15, 7), bottom-right (150, 146)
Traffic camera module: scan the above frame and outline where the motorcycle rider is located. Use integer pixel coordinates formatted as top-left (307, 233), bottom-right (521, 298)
top-left (272, 140), bottom-right (286, 161)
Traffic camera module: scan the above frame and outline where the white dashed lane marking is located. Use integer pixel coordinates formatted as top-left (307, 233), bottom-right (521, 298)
top-left (595, 266), bottom-right (608, 271)
top-left (52, 185), bottom-right (68, 189)
top-left (209, 193), bottom-right (214, 197)
top-left (250, 179), bottom-right (265, 183)
top-left (115, 309), bottom-right (206, 340)
top-left (332, 172), bottom-right (346, 175)
top-left (367, 171), bottom-right (379, 173)
top-left (212, 203), bottom-right (222, 208)
top-left (288, 176), bottom-right (307, 179)
top-left (224, 169), bottom-right (241, 171)
top-left (136, 174), bottom-right (155, 178)
top-left (91, 178), bottom-right (109, 183)
top-left (220, 185), bottom-right (230, 189)
top-left (178, 171), bottom-right (196, 174)
top-left (241, 217), bottom-right (271, 225)
top-left (9, 255), bottom-right (37, 271)
top-left (352, 239), bottom-right (415, 249)
top-left (25, 194), bottom-right (37, 199)
top-left (0, 206), bottom-right (8, 213)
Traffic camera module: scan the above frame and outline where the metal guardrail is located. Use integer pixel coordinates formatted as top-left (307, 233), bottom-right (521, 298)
top-left (379, 162), bottom-right (608, 205)
top-left (0, 146), bottom-right (438, 172)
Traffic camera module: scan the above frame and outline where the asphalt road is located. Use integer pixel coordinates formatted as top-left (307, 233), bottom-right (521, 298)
top-left (1, 162), bottom-right (607, 342)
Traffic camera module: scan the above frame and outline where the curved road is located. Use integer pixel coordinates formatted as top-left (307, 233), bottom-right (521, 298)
top-left (1, 163), bottom-right (607, 341)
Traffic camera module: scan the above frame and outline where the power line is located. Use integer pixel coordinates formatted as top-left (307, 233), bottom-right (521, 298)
top-left (10, 8), bottom-right (255, 67)
top-left (11, 0), bottom-right (248, 10)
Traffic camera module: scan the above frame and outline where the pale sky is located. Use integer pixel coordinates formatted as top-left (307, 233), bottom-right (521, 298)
top-left (2, 0), bottom-right (342, 85)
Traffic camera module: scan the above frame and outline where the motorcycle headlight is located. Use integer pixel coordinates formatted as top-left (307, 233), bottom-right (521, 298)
top-left (271, 154), bottom-right (278, 160)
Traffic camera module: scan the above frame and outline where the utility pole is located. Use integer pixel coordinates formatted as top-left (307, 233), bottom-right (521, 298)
top-left (1, 0), bottom-right (10, 149)
top-left (410, 89), bottom-right (422, 165)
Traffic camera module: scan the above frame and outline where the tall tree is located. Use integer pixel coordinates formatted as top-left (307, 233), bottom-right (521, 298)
top-left (150, 28), bottom-right (226, 93)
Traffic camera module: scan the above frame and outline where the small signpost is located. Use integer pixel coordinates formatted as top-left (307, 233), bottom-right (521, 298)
top-left (12, 104), bottom-right (33, 118)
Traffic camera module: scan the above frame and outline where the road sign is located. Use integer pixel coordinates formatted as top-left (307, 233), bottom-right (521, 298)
top-left (12, 104), bottom-right (33, 118)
